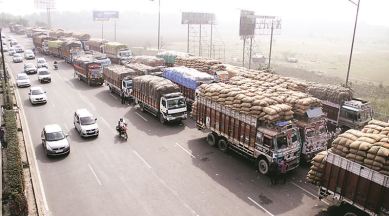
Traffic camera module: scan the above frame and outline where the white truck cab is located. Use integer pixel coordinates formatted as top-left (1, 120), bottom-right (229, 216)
top-left (159, 93), bottom-right (187, 123)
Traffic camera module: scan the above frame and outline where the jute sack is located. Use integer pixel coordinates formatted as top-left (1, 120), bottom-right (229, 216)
top-left (377, 147), bottom-right (389, 158)
top-left (339, 133), bottom-right (358, 141)
top-left (359, 142), bottom-right (373, 151)
top-left (380, 170), bottom-right (389, 176)
top-left (346, 153), bottom-right (364, 162)
top-left (349, 141), bottom-right (362, 150)
top-left (357, 137), bottom-right (376, 144)
top-left (368, 145), bottom-right (381, 155)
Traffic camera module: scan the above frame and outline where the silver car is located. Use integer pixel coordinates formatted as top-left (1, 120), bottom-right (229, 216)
top-left (13, 53), bottom-right (23, 63)
top-left (41, 124), bottom-right (70, 156)
top-left (16, 73), bottom-right (31, 88)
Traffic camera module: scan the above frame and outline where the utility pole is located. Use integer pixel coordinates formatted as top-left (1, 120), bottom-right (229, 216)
top-left (268, 21), bottom-right (274, 69)
top-left (101, 21), bottom-right (104, 40)
top-left (242, 38), bottom-right (246, 67)
top-left (187, 24), bottom-right (190, 53)
top-left (248, 37), bottom-right (253, 69)
top-left (47, 7), bottom-right (51, 28)
top-left (345, 0), bottom-right (360, 87)
top-left (0, 28), bottom-right (7, 83)
top-left (114, 20), bottom-right (117, 41)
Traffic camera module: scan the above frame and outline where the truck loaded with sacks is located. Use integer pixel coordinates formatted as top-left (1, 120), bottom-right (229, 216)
top-left (307, 120), bottom-right (389, 216)
top-left (73, 55), bottom-right (104, 86)
top-left (132, 75), bottom-right (188, 124)
top-left (103, 65), bottom-right (145, 101)
top-left (225, 72), bottom-right (330, 162)
top-left (306, 83), bottom-right (373, 132)
top-left (162, 67), bottom-right (214, 110)
top-left (193, 82), bottom-right (302, 174)
top-left (104, 42), bottom-right (132, 64)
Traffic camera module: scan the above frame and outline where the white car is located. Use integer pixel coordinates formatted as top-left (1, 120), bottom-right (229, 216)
top-left (8, 48), bottom-right (16, 56)
top-left (24, 63), bottom-right (37, 74)
top-left (16, 73), bottom-right (31, 87)
top-left (36, 58), bottom-right (48, 68)
top-left (37, 68), bottom-right (51, 83)
top-left (29, 86), bottom-right (47, 104)
top-left (15, 45), bottom-right (24, 53)
top-left (2, 45), bottom-right (8, 52)
top-left (41, 124), bottom-right (70, 156)
top-left (24, 50), bottom-right (35, 59)
top-left (12, 53), bottom-right (23, 63)
top-left (73, 109), bottom-right (99, 137)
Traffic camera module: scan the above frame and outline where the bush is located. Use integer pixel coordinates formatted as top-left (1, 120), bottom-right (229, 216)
top-left (9, 192), bottom-right (28, 216)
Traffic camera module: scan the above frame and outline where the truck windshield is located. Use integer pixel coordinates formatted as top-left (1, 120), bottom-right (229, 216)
top-left (167, 98), bottom-right (186, 109)
top-left (119, 51), bottom-right (131, 58)
top-left (123, 80), bottom-right (132, 89)
top-left (276, 129), bottom-right (298, 150)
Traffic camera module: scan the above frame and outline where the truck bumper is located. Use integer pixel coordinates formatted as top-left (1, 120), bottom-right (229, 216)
top-left (166, 113), bottom-right (187, 122)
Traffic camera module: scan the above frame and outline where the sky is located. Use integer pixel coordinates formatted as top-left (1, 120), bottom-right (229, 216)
top-left (0, 0), bottom-right (389, 27)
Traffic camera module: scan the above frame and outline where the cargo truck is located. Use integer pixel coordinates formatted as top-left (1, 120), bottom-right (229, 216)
top-left (103, 65), bottom-right (144, 100)
top-left (48, 40), bottom-right (65, 57)
top-left (322, 98), bottom-right (373, 132)
top-left (318, 152), bottom-right (389, 215)
top-left (85, 38), bottom-right (107, 53)
top-left (60, 40), bottom-right (82, 64)
top-left (104, 42), bottom-right (132, 64)
top-left (195, 95), bottom-right (302, 174)
top-left (162, 67), bottom-right (214, 110)
top-left (295, 107), bottom-right (329, 162)
top-left (33, 35), bottom-right (48, 53)
top-left (132, 75), bottom-right (188, 124)
top-left (73, 56), bottom-right (104, 86)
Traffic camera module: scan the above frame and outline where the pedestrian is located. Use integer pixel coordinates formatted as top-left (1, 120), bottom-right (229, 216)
top-left (121, 91), bottom-right (125, 104)
top-left (0, 126), bottom-right (6, 148)
top-left (268, 161), bottom-right (278, 185)
top-left (279, 159), bottom-right (289, 184)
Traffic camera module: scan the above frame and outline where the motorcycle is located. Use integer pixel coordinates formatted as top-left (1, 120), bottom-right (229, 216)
top-left (53, 64), bottom-right (58, 70)
top-left (116, 124), bottom-right (128, 140)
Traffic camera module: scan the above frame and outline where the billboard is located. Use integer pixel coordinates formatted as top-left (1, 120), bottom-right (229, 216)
top-left (239, 10), bottom-right (256, 37)
top-left (181, 12), bottom-right (215, 25)
top-left (93, 11), bottom-right (119, 21)
top-left (34, 0), bottom-right (55, 9)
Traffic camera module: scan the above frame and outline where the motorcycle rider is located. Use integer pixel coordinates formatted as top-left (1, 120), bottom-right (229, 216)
top-left (117, 118), bottom-right (127, 136)
top-left (53, 61), bottom-right (58, 70)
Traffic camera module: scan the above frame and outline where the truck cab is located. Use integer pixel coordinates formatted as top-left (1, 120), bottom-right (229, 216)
top-left (122, 77), bottom-right (133, 98)
top-left (159, 93), bottom-right (187, 123)
top-left (338, 98), bottom-right (372, 131)
top-left (255, 121), bottom-right (302, 174)
top-left (119, 49), bottom-right (132, 64)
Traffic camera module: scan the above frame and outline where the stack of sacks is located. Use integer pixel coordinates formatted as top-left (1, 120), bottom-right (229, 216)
top-left (175, 56), bottom-right (222, 73)
top-left (124, 63), bottom-right (162, 75)
top-left (197, 83), bottom-right (293, 123)
top-left (331, 129), bottom-right (364, 157)
top-left (132, 75), bottom-right (180, 102)
top-left (306, 83), bottom-right (353, 104)
top-left (362, 120), bottom-right (389, 136)
top-left (307, 151), bottom-right (328, 185)
top-left (132, 56), bottom-right (165, 67)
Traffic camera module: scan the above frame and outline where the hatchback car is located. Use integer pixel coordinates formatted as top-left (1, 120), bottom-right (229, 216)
top-left (29, 86), bottom-right (47, 104)
top-left (16, 73), bottom-right (31, 87)
top-left (37, 68), bottom-right (51, 83)
top-left (41, 124), bottom-right (70, 156)
top-left (24, 63), bottom-right (37, 74)
top-left (8, 48), bottom-right (16, 56)
top-left (14, 45), bottom-right (24, 53)
top-left (36, 57), bottom-right (48, 68)
top-left (74, 109), bottom-right (99, 137)
top-left (13, 53), bottom-right (23, 63)
top-left (24, 50), bottom-right (35, 59)
top-left (2, 45), bottom-right (8, 52)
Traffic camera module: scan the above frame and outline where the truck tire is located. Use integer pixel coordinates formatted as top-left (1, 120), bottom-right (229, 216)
top-left (218, 138), bottom-right (229, 152)
top-left (159, 114), bottom-right (165, 124)
top-left (207, 133), bottom-right (218, 147)
top-left (257, 157), bottom-right (269, 175)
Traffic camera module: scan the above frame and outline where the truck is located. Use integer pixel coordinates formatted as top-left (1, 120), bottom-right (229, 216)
top-left (33, 35), bottom-right (49, 53)
top-left (71, 32), bottom-right (91, 50)
top-left (162, 67), bottom-right (214, 110)
top-left (306, 84), bottom-right (373, 132)
top-left (60, 39), bottom-right (82, 63)
top-left (85, 38), bottom-right (107, 53)
top-left (124, 63), bottom-right (163, 76)
top-left (73, 56), bottom-right (104, 86)
top-left (104, 42), bottom-right (132, 64)
top-left (103, 65), bottom-right (144, 100)
top-left (318, 152), bottom-right (389, 215)
top-left (85, 51), bottom-right (111, 68)
top-left (132, 75), bottom-right (188, 124)
top-left (294, 107), bottom-right (329, 162)
top-left (195, 95), bottom-right (302, 174)
top-left (48, 40), bottom-right (66, 57)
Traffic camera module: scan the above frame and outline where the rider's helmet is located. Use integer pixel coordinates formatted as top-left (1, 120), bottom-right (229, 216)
top-left (120, 118), bottom-right (123, 122)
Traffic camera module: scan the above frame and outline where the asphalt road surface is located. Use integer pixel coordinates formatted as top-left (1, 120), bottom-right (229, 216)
top-left (4, 32), bottom-right (328, 216)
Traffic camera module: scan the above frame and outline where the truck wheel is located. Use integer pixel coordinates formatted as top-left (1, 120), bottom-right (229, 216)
top-left (207, 133), bottom-right (218, 147)
top-left (159, 114), bottom-right (165, 124)
top-left (218, 138), bottom-right (229, 152)
top-left (257, 158), bottom-right (269, 175)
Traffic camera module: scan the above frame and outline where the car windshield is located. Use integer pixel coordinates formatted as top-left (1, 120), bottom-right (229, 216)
top-left (46, 131), bottom-right (65, 141)
top-left (18, 75), bottom-right (28, 80)
top-left (80, 117), bottom-right (96, 125)
top-left (31, 89), bottom-right (44, 95)
top-left (167, 98), bottom-right (186, 109)
top-left (14, 54), bottom-right (21, 57)
top-left (25, 64), bottom-right (34, 68)
top-left (38, 70), bottom-right (49, 75)
top-left (38, 59), bottom-right (46, 63)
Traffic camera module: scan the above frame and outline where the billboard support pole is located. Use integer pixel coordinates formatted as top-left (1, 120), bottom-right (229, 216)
top-left (199, 24), bottom-right (202, 56)
top-left (210, 23), bottom-right (213, 58)
top-left (248, 37), bottom-right (253, 69)
top-left (187, 24), bottom-right (190, 53)
top-left (101, 21), bottom-right (104, 40)
top-left (114, 20), bottom-right (117, 41)
top-left (242, 38), bottom-right (246, 67)
top-left (268, 21), bottom-right (274, 69)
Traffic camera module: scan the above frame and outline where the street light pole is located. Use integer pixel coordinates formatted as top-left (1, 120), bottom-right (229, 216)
top-left (157, 0), bottom-right (161, 50)
top-left (0, 28), bottom-right (7, 83)
top-left (345, 0), bottom-right (360, 87)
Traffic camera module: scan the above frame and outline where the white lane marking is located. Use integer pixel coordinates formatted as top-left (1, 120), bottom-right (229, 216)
top-left (248, 197), bottom-right (274, 216)
top-left (8, 64), bottom-right (50, 213)
top-left (291, 182), bottom-right (329, 205)
top-left (100, 117), bottom-right (116, 134)
top-left (133, 150), bottom-right (152, 169)
top-left (175, 143), bottom-right (196, 159)
top-left (135, 112), bottom-right (148, 122)
top-left (88, 164), bottom-right (102, 186)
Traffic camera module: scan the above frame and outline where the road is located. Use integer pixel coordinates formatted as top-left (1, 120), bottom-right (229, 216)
top-left (4, 32), bottom-right (327, 216)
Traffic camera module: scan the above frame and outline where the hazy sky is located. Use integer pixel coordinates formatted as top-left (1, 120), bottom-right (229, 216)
top-left (1, 0), bottom-right (389, 27)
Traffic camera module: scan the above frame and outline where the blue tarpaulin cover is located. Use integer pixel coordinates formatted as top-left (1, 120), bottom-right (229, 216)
top-left (162, 67), bottom-right (214, 90)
